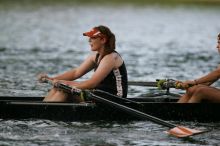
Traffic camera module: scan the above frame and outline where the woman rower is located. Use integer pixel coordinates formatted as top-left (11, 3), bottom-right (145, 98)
top-left (38, 25), bottom-right (128, 102)
top-left (177, 33), bottom-right (220, 103)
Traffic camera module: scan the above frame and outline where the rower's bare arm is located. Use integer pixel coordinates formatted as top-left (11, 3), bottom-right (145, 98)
top-left (73, 54), bottom-right (116, 89)
top-left (52, 54), bottom-right (96, 81)
top-left (194, 67), bottom-right (220, 85)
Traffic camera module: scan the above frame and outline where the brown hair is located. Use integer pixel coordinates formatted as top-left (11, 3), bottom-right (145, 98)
top-left (94, 25), bottom-right (116, 53)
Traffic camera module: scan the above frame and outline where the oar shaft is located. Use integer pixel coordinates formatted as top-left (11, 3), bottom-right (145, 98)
top-left (128, 80), bottom-right (177, 89)
top-left (128, 81), bottom-right (157, 87)
top-left (90, 93), bottom-right (176, 128)
top-left (43, 78), bottom-right (75, 94)
top-left (94, 89), bottom-right (143, 107)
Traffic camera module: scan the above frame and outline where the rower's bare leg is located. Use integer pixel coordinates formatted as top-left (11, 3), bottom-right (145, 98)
top-left (177, 94), bottom-right (189, 103)
top-left (44, 88), bottom-right (57, 99)
top-left (188, 86), bottom-right (220, 103)
top-left (178, 86), bottom-right (198, 103)
top-left (44, 89), bottom-right (68, 102)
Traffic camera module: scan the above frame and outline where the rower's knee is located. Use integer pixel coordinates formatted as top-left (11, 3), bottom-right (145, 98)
top-left (44, 90), bottom-right (68, 102)
top-left (193, 85), bottom-right (207, 96)
top-left (186, 86), bottom-right (198, 96)
top-left (189, 86), bottom-right (207, 102)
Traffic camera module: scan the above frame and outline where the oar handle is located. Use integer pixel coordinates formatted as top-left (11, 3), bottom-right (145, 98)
top-left (42, 78), bottom-right (53, 84)
top-left (42, 78), bottom-right (81, 94)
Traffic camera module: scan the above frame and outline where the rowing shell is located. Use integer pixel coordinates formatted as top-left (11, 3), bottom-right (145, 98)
top-left (0, 95), bottom-right (219, 122)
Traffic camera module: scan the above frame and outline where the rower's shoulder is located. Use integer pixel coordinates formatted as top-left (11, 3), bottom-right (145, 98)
top-left (105, 52), bottom-right (120, 60)
top-left (103, 52), bottom-right (124, 68)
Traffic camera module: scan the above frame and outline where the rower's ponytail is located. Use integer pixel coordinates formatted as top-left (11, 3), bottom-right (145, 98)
top-left (108, 33), bottom-right (115, 51)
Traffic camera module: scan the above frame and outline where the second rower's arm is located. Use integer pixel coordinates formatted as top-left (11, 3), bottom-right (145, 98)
top-left (194, 66), bottom-right (220, 86)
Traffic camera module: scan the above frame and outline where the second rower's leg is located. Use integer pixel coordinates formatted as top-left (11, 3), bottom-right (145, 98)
top-left (177, 94), bottom-right (189, 103)
top-left (188, 86), bottom-right (220, 103)
top-left (178, 86), bottom-right (198, 103)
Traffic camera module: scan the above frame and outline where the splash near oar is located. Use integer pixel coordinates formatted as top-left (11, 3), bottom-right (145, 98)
top-left (42, 78), bottom-right (206, 138)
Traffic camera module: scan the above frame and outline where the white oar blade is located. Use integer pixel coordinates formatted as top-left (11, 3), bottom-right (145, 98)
top-left (165, 126), bottom-right (203, 138)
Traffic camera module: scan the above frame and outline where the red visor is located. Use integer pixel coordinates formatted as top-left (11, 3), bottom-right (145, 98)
top-left (83, 28), bottom-right (102, 38)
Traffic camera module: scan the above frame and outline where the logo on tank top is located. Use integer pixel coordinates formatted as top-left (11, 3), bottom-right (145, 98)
top-left (113, 69), bottom-right (123, 97)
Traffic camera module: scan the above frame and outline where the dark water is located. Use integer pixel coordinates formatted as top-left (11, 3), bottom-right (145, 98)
top-left (0, 2), bottom-right (220, 145)
top-left (0, 120), bottom-right (219, 146)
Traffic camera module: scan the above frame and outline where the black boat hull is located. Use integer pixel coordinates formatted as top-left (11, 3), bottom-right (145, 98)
top-left (0, 96), bottom-right (219, 122)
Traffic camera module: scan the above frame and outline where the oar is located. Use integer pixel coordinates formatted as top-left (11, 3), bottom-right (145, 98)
top-left (128, 81), bottom-right (158, 87)
top-left (88, 91), bottom-right (204, 138)
top-left (93, 89), bottom-right (144, 107)
top-left (128, 79), bottom-right (176, 89)
top-left (129, 79), bottom-right (178, 95)
top-left (129, 79), bottom-right (194, 90)
top-left (43, 79), bottom-right (205, 138)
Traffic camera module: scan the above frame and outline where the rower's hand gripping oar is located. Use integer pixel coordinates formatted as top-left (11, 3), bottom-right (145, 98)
top-left (42, 78), bottom-right (205, 138)
top-left (42, 78), bottom-right (81, 94)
